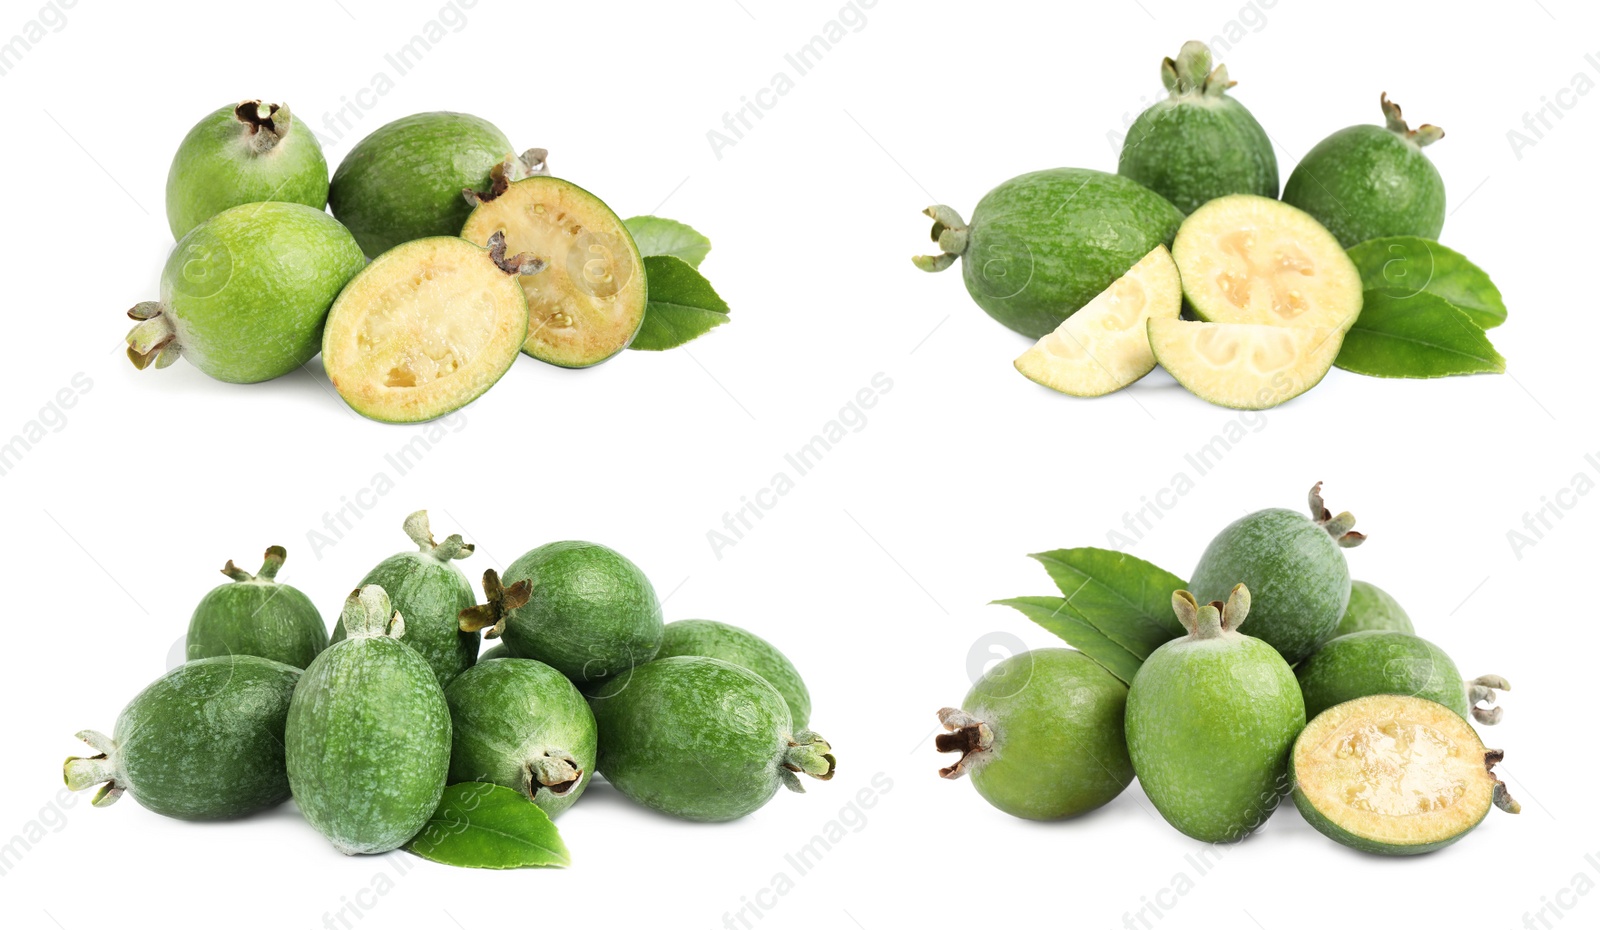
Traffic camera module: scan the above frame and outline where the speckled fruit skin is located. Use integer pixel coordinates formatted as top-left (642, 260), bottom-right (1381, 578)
top-left (329, 111), bottom-right (515, 257)
top-left (1190, 509), bottom-right (1351, 665)
top-left (590, 656), bottom-right (829, 822)
top-left (948, 649), bottom-right (1132, 821)
top-left (444, 658), bottom-right (597, 818)
top-left (496, 541), bottom-right (663, 683)
top-left (1282, 114), bottom-right (1445, 248)
top-left (286, 589), bottom-right (451, 855)
top-left (1296, 631), bottom-right (1470, 720)
top-left (186, 548), bottom-right (326, 669)
top-left (1334, 580), bottom-right (1414, 637)
top-left (1126, 592), bottom-right (1305, 843)
top-left (166, 101), bottom-right (329, 239)
top-left (655, 619), bottom-right (812, 729)
top-left (64, 656), bottom-right (301, 820)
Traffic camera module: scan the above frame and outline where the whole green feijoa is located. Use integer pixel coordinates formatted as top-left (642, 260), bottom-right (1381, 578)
top-left (125, 201), bottom-right (366, 382)
top-left (1126, 587), bottom-right (1305, 843)
top-left (329, 111), bottom-right (545, 257)
top-left (1282, 94), bottom-right (1446, 247)
top-left (186, 545), bottom-right (326, 668)
top-left (331, 511), bottom-right (478, 689)
top-left (443, 658), bottom-right (597, 818)
top-left (935, 648), bottom-right (1131, 821)
top-left (461, 542), bottom-right (663, 683)
top-left (287, 586), bottom-right (451, 855)
top-left (590, 656), bottom-right (835, 822)
top-left (913, 168), bottom-right (1184, 339)
top-left (166, 100), bottom-right (329, 239)
top-left (64, 655), bottom-right (300, 820)
top-left (1189, 482), bottom-right (1363, 665)
top-left (1118, 41), bottom-right (1277, 214)
top-left (1296, 631), bottom-right (1510, 725)
top-left (1334, 580), bottom-right (1414, 637)
top-left (655, 619), bottom-right (812, 729)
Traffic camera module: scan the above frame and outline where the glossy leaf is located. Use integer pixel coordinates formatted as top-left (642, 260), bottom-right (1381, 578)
top-left (992, 596), bottom-right (1144, 685)
top-left (405, 782), bottom-right (569, 870)
top-left (630, 255), bottom-right (731, 351)
top-left (1336, 290), bottom-right (1506, 378)
top-left (1029, 548), bottom-right (1188, 659)
top-left (624, 216), bottom-right (711, 269)
top-left (1347, 237), bottom-right (1506, 329)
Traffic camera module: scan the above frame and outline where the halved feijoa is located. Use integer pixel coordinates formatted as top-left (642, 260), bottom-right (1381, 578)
top-left (1291, 694), bottom-right (1519, 856)
top-left (461, 176), bottom-right (646, 368)
top-left (322, 233), bottom-right (538, 423)
top-left (1148, 318), bottom-right (1342, 410)
top-left (1014, 245), bottom-right (1180, 397)
top-left (1173, 194), bottom-right (1362, 332)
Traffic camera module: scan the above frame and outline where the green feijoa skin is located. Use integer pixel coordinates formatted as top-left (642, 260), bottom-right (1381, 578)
top-left (1118, 41), bottom-right (1278, 214)
top-left (655, 619), bottom-right (812, 729)
top-left (913, 168), bottom-right (1184, 339)
top-left (125, 201), bottom-right (365, 383)
top-left (461, 542), bottom-right (663, 683)
top-left (165, 100), bottom-right (329, 239)
top-left (287, 586), bottom-right (452, 855)
top-left (186, 546), bottom-right (326, 669)
top-left (935, 649), bottom-right (1131, 821)
top-left (1334, 580), bottom-right (1414, 637)
top-left (1282, 94), bottom-right (1446, 248)
top-left (1296, 631), bottom-right (1510, 725)
top-left (1126, 587), bottom-right (1305, 843)
top-left (329, 111), bottom-right (545, 257)
top-left (443, 658), bottom-right (597, 819)
top-left (1189, 482), bottom-right (1363, 665)
top-left (1292, 694), bottom-right (1520, 855)
top-left (64, 656), bottom-right (300, 820)
top-left (330, 511), bottom-right (478, 689)
top-left (589, 656), bottom-right (835, 822)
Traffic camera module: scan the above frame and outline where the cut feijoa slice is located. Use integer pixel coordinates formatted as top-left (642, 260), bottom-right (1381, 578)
top-left (1173, 194), bottom-right (1362, 332)
top-left (322, 233), bottom-right (538, 423)
top-left (1014, 246), bottom-right (1181, 397)
top-left (1291, 694), bottom-right (1520, 856)
top-left (461, 176), bottom-right (646, 368)
top-left (1148, 318), bottom-right (1342, 410)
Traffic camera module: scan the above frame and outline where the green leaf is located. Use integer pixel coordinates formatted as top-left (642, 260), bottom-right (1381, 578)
top-left (1346, 237), bottom-right (1507, 330)
top-left (631, 255), bottom-right (730, 351)
top-left (624, 216), bottom-right (711, 269)
top-left (1336, 290), bottom-right (1506, 378)
top-left (405, 782), bottom-right (570, 870)
top-left (1029, 548), bottom-right (1188, 659)
top-left (992, 596), bottom-right (1145, 685)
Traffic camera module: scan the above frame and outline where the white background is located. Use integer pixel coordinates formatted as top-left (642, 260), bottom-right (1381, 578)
top-left (2, 0), bottom-right (1597, 928)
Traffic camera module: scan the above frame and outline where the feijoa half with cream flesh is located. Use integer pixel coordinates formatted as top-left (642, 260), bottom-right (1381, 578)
top-left (64, 655), bottom-right (301, 820)
top-left (166, 100), bottom-right (329, 239)
top-left (186, 545), bottom-right (326, 668)
top-left (1147, 318), bottom-right (1343, 410)
top-left (321, 232), bottom-right (538, 423)
top-left (461, 176), bottom-right (647, 368)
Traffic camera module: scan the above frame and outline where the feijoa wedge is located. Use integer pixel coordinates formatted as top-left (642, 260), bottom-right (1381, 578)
top-left (461, 176), bottom-right (647, 368)
top-left (1148, 318), bottom-right (1343, 410)
top-left (321, 233), bottom-right (538, 423)
top-left (1174, 194), bottom-right (1363, 332)
top-left (1292, 694), bottom-right (1519, 855)
top-left (1014, 245), bottom-right (1181, 397)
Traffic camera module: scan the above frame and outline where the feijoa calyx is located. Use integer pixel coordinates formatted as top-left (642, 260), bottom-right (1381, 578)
top-left (1297, 630), bottom-right (1510, 725)
top-left (936, 648), bottom-right (1132, 820)
top-left (166, 100), bottom-right (329, 239)
top-left (655, 619), bottom-right (813, 729)
top-left (186, 545), bottom-right (326, 668)
top-left (1126, 586), bottom-right (1306, 843)
top-left (1292, 694), bottom-right (1518, 855)
top-left (1117, 41), bottom-right (1278, 214)
top-left (461, 175), bottom-right (647, 368)
top-left (1189, 482), bottom-right (1363, 664)
top-left (65, 655), bottom-right (301, 820)
top-left (286, 586), bottom-right (452, 855)
top-left (590, 656), bottom-right (834, 822)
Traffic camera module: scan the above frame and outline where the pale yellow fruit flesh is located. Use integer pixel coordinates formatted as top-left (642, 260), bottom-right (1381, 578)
top-left (1174, 194), bottom-right (1362, 332)
top-left (1148, 318), bottom-right (1343, 410)
top-left (1295, 696), bottom-right (1494, 848)
top-left (323, 237), bottom-right (528, 423)
top-left (461, 177), bottom-right (645, 368)
top-left (1014, 245), bottom-right (1181, 397)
